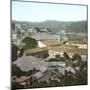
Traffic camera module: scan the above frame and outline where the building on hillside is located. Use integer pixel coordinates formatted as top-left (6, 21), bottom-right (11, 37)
top-left (31, 32), bottom-right (61, 41)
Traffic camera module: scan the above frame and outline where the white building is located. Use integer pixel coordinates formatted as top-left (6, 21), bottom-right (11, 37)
top-left (48, 46), bottom-right (87, 59)
top-left (66, 40), bottom-right (87, 49)
top-left (37, 40), bottom-right (61, 48)
top-left (37, 41), bottom-right (47, 47)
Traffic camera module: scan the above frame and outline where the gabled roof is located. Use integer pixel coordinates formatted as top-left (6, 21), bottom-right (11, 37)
top-left (24, 47), bottom-right (48, 55)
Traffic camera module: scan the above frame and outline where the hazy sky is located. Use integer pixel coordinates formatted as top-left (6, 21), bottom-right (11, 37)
top-left (12, 1), bottom-right (87, 22)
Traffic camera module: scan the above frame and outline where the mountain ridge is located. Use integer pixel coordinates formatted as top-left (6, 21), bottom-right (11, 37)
top-left (12, 20), bottom-right (87, 33)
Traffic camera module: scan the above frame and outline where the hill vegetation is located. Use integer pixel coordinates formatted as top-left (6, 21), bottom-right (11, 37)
top-left (12, 20), bottom-right (87, 33)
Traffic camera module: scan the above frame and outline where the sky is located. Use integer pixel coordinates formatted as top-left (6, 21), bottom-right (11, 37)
top-left (12, 1), bottom-right (87, 22)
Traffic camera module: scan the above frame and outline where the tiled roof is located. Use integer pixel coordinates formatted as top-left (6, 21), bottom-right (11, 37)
top-left (25, 47), bottom-right (48, 54)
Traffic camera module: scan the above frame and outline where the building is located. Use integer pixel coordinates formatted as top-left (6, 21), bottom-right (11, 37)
top-left (24, 47), bottom-right (49, 58)
top-left (31, 32), bottom-right (61, 41)
top-left (66, 40), bottom-right (87, 49)
top-left (32, 63), bottom-right (65, 83)
top-left (37, 40), bottom-right (61, 48)
top-left (12, 76), bottom-right (32, 87)
top-left (48, 46), bottom-right (87, 59)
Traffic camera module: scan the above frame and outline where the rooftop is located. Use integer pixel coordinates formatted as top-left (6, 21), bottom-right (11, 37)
top-left (41, 40), bottom-right (61, 46)
top-left (25, 47), bottom-right (48, 55)
top-left (13, 56), bottom-right (48, 71)
top-left (49, 46), bottom-right (87, 55)
top-left (15, 76), bottom-right (30, 83)
top-left (32, 32), bottom-right (60, 40)
top-left (67, 39), bottom-right (87, 44)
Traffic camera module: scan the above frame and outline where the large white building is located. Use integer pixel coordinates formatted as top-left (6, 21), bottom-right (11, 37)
top-left (66, 40), bottom-right (87, 49)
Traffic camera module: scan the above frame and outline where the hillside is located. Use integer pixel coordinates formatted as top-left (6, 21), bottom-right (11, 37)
top-left (12, 20), bottom-right (87, 33)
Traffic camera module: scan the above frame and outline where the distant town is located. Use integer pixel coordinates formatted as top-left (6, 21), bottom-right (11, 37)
top-left (11, 20), bottom-right (87, 89)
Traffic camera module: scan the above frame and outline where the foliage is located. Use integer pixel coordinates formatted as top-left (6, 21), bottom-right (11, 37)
top-left (34, 27), bottom-right (40, 33)
top-left (12, 82), bottom-right (24, 90)
top-left (63, 52), bottom-right (70, 59)
top-left (55, 54), bottom-right (60, 58)
top-left (12, 61), bottom-right (87, 89)
top-left (22, 37), bottom-right (38, 50)
top-left (72, 53), bottom-right (82, 61)
top-left (48, 55), bottom-right (65, 62)
top-left (12, 64), bottom-right (28, 77)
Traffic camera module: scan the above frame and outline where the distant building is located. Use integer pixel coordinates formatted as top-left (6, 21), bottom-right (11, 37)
top-left (37, 41), bottom-right (47, 47)
top-left (31, 32), bottom-right (61, 41)
top-left (66, 40), bottom-right (87, 49)
top-left (48, 46), bottom-right (87, 59)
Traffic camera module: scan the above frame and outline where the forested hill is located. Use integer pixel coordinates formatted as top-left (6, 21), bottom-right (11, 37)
top-left (12, 20), bottom-right (87, 33)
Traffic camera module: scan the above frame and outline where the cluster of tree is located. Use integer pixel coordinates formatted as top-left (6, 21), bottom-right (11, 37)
top-left (48, 52), bottom-right (72, 62)
top-left (61, 61), bottom-right (87, 86)
top-left (12, 82), bottom-right (24, 90)
top-left (22, 37), bottom-right (38, 50)
top-left (48, 55), bottom-right (65, 62)
top-left (48, 52), bottom-right (82, 62)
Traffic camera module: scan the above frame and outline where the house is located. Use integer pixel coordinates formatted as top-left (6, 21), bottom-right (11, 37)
top-left (66, 40), bottom-right (87, 49)
top-left (31, 61), bottom-right (65, 83)
top-left (24, 47), bottom-right (49, 58)
top-left (32, 71), bottom-right (43, 80)
top-left (48, 62), bottom-right (65, 75)
top-left (33, 69), bottom-right (62, 84)
top-left (36, 65), bottom-right (65, 83)
top-left (38, 40), bottom-right (61, 48)
top-left (65, 66), bottom-right (75, 74)
top-left (12, 76), bottom-right (32, 87)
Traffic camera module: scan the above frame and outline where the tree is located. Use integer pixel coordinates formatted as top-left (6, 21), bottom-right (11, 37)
top-left (72, 53), bottom-right (82, 61)
top-left (12, 43), bottom-right (19, 62)
top-left (48, 56), bottom-right (65, 62)
top-left (35, 27), bottom-right (40, 33)
top-left (55, 54), bottom-right (60, 58)
top-left (22, 37), bottom-right (38, 50)
top-left (12, 82), bottom-right (24, 90)
top-left (63, 52), bottom-right (70, 59)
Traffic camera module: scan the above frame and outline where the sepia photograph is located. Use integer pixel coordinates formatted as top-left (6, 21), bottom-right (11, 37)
top-left (11, 0), bottom-right (88, 89)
